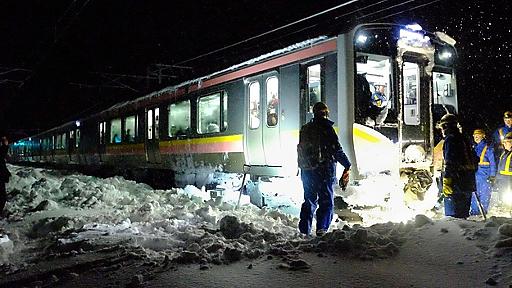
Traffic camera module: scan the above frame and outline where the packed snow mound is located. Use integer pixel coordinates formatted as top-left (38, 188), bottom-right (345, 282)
top-left (2, 164), bottom-right (512, 285)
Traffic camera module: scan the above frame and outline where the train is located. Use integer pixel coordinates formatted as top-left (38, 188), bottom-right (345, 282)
top-left (10, 23), bottom-right (458, 197)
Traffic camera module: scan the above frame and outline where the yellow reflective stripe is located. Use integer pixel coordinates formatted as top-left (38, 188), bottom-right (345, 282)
top-left (499, 128), bottom-right (504, 141)
top-left (500, 152), bottom-right (512, 176)
top-left (353, 126), bottom-right (380, 143)
top-left (479, 145), bottom-right (490, 165)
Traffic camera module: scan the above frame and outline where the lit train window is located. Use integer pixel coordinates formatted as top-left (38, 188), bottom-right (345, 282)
top-left (75, 129), bottom-right (80, 147)
top-left (62, 133), bottom-right (67, 149)
top-left (147, 110), bottom-right (153, 140)
top-left (403, 62), bottom-right (420, 126)
top-left (110, 118), bottom-right (122, 143)
top-left (154, 108), bottom-right (160, 140)
top-left (98, 121), bottom-right (106, 144)
top-left (307, 64), bottom-right (322, 113)
top-left (169, 100), bottom-right (191, 137)
top-left (56, 134), bottom-right (62, 149)
top-left (198, 93), bottom-right (222, 134)
top-left (249, 82), bottom-right (260, 129)
top-left (124, 115), bottom-right (137, 143)
top-left (266, 76), bottom-right (279, 127)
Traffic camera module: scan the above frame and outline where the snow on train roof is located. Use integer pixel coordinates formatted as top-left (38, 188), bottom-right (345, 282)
top-left (24, 35), bottom-right (330, 139)
top-left (103, 35), bottom-right (330, 113)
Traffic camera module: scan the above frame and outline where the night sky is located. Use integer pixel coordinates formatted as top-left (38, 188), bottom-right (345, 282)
top-left (0, 0), bottom-right (511, 138)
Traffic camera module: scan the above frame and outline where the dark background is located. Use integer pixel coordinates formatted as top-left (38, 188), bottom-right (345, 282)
top-left (1, 0), bottom-right (511, 139)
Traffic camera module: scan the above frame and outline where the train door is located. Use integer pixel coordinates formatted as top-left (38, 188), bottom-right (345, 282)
top-left (244, 72), bottom-right (283, 168)
top-left (398, 56), bottom-right (433, 167)
top-left (145, 107), bottom-right (162, 163)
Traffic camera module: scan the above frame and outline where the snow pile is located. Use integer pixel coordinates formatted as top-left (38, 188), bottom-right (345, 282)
top-left (1, 164), bottom-right (512, 287)
top-left (0, 164), bottom-right (420, 271)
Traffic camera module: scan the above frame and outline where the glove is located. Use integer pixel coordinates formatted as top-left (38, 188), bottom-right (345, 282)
top-left (487, 176), bottom-right (496, 184)
top-left (339, 169), bottom-right (350, 190)
top-left (442, 177), bottom-right (453, 197)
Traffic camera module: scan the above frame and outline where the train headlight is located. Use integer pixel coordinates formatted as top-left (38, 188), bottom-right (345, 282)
top-left (356, 34), bottom-right (368, 44)
top-left (439, 50), bottom-right (452, 60)
top-left (405, 24), bottom-right (423, 31)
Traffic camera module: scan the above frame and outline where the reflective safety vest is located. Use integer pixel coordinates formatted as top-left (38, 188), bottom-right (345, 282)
top-left (498, 150), bottom-right (512, 176)
top-left (478, 145), bottom-right (490, 166)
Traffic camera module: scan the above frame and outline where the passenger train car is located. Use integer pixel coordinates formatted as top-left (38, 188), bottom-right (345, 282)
top-left (11, 23), bottom-right (458, 192)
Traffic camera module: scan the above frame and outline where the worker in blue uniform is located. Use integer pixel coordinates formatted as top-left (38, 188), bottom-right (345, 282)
top-left (492, 111), bottom-right (512, 157)
top-left (297, 102), bottom-right (351, 236)
top-left (439, 114), bottom-right (476, 218)
top-left (367, 82), bottom-right (389, 127)
top-left (469, 129), bottom-right (496, 215)
top-left (495, 132), bottom-right (512, 205)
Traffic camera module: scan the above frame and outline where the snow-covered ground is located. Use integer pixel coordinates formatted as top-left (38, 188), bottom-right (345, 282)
top-left (1, 164), bottom-right (512, 287)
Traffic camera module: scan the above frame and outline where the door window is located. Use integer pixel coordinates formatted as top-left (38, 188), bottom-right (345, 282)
top-left (99, 122), bottom-right (106, 144)
top-left (266, 77), bottom-right (279, 127)
top-left (249, 81), bottom-right (260, 129)
top-left (403, 62), bottom-right (420, 126)
top-left (147, 110), bottom-right (153, 140)
top-left (307, 64), bottom-right (322, 112)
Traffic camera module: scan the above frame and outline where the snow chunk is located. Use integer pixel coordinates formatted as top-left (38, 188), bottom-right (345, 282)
top-left (497, 223), bottom-right (512, 237)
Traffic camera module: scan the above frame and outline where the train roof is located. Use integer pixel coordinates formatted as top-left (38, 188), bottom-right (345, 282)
top-left (99, 35), bottom-right (331, 114)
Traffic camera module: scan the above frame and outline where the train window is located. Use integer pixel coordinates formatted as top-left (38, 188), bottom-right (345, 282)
top-left (403, 62), bottom-right (420, 126)
top-left (266, 76), bottom-right (279, 127)
top-left (124, 115), bottom-right (137, 143)
top-left (98, 122), bottom-right (106, 144)
top-left (223, 94), bottom-right (228, 130)
top-left (75, 129), bottom-right (80, 147)
top-left (198, 93), bottom-right (222, 134)
top-left (155, 108), bottom-right (160, 140)
top-left (147, 110), bottom-right (153, 140)
top-left (56, 134), bottom-right (62, 149)
top-left (110, 118), bottom-right (122, 143)
top-left (307, 64), bottom-right (322, 113)
top-left (62, 133), bottom-right (67, 149)
top-left (355, 54), bottom-right (393, 126)
top-left (69, 130), bottom-right (75, 149)
top-left (249, 81), bottom-right (260, 129)
top-left (169, 100), bottom-right (191, 137)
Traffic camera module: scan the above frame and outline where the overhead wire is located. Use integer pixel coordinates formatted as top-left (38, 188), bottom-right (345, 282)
top-left (173, 0), bottom-right (442, 67)
top-left (173, 0), bottom-right (362, 66)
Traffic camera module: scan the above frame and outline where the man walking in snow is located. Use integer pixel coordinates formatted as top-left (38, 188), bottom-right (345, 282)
top-left (0, 134), bottom-right (10, 216)
top-left (297, 102), bottom-right (351, 236)
top-left (438, 114), bottom-right (476, 218)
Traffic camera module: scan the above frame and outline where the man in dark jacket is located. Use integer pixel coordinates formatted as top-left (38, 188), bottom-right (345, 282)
top-left (0, 134), bottom-right (10, 216)
top-left (439, 114), bottom-right (476, 218)
top-left (297, 102), bottom-right (351, 236)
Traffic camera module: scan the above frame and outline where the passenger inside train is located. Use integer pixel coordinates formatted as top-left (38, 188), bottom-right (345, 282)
top-left (355, 55), bottom-right (395, 128)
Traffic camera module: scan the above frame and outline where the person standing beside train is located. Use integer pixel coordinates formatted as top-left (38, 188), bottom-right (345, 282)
top-left (492, 111), bottom-right (512, 158)
top-left (0, 134), bottom-right (11, 217)
top-left (495, 132), bottom-right (512, 205)
top-left (438, 114), bottom-right (476, 218)
top-left (469, 129), bottom-right (496, 216)
top-left (297, 102), bottom-right (351, 236)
